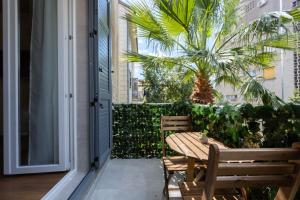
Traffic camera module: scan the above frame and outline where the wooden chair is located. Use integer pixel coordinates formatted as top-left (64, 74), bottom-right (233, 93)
top-left (179, 143), bottom-right (300, 200)
top-left (161, 116), bottom-right (194, 199)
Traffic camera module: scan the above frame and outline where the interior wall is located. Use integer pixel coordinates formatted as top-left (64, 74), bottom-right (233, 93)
top-left (75, 0), bottom-right (89, 173)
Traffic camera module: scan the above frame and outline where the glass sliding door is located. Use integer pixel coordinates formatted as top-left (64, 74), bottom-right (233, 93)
top-left (19, 0), bottom-right (59, 166)
top-left (3, 0), bottom-right (69, 174)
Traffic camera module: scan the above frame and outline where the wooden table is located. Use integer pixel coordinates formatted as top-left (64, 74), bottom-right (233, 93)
top-left (166, 132), bottom-right (228, 181)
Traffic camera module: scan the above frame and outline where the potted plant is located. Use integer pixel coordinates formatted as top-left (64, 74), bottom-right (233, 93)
top-left (200, 130), bottom-right (209, 144)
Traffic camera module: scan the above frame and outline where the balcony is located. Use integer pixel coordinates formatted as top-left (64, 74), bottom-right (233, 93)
top-left (85, 103), bottom-right (300, 200)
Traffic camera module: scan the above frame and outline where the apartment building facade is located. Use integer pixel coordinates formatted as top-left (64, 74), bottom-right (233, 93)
top-left (111, 0), bottom-right (138, 104)
top-left (217, 0), bottom-right (296, 103)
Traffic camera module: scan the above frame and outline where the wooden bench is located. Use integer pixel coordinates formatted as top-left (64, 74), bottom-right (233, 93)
top-left (179, 143), bottom-right (300, 200)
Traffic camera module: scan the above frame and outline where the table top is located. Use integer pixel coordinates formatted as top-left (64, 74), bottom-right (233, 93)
top-left (166, 132), bottom-right (228, 160)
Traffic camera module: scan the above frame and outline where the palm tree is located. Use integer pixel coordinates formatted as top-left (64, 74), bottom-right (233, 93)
top-left (125, 0), bottom-right (300, 106)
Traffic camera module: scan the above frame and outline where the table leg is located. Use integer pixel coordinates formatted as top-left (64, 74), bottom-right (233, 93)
top-left (186, 157), bottom-right (195, 182)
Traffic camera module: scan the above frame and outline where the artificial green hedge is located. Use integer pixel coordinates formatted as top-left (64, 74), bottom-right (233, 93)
top-left (112, 103), bottom-right (192, 158)
top-left (112, 103), bottom-right (300, 158)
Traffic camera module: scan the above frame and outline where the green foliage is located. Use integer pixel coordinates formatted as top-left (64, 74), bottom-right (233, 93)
top-left (143, 67), bottom-right (194, 103)
top-left (112, 103), bottom-right (192, 158)
top-left (248, 187), bottom-right (278, 200)
top-left (126, 0), bottom-right (300, 106)
top-left (112, 103), bottom-right (300, 158)
top-left (192, 104), bottom-right (256, 148)
top-left (290, 89), bottom-right (300, 103)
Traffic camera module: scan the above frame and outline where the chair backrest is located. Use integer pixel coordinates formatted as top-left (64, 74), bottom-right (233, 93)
top-left (160, 116), bottom-right (192, 156)
top-left (202, 143), bottom-right (300, 200)
top-left (161, 116), bottom-right (192, 132)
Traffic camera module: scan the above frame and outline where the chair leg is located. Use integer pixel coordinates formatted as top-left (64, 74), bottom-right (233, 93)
top-left (163, 165), bottom-right (170, 200)
top-left (194, 168), bottom-right (205, 182)
top-left (240, 187), bottom-right (248, 200)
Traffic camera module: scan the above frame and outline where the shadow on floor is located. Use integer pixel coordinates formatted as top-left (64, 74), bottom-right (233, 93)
top-left (86, 159), bottom-right (184, 200)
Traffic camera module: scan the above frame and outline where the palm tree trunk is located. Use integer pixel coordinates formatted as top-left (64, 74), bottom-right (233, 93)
top-left (190, 74), bottom-right (214, 104)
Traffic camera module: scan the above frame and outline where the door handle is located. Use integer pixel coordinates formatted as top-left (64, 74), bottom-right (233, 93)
top-left (99, 103), bottom-right (104, 109)
top-left (90, 97), bottom-right (98, 107)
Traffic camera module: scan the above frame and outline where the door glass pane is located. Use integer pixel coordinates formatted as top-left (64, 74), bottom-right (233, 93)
top-left (19, 0), bottom-right (59, 165)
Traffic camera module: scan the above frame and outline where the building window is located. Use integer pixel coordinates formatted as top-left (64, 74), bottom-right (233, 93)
top-left (245, 0), bottom-right (256, 13)
top-left (293, 0), bottom-right (300, 7)
top-left (263, 67), bottom-right (276, 80)
top-left (294, 1), bottom-right (300, 90)
top-left (226, 95), bottom-right (238, 101)
top-left (249, 70), bottom-right (257, 77)
top-left (129, 71), bottom-right (132, 88)
top-left (243, 70), bottom-right (256, 77)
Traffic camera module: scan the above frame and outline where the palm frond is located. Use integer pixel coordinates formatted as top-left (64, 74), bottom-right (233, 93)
top-left (126, 51), bottom-right (198, 73)
top-left (240, 77), bottom-right (284, 108)
top-left (155, 0), bottom-right (196, 31)
top-left (256, 33), bottom-right (299, 51)
top-left (126, 1), bottom-right (175, 50)
top-left (287, 7), bottom-right (300, 22)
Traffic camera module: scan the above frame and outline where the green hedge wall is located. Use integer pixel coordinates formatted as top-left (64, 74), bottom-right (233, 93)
top-left (112, 103), bottom-right (300, 158)
top-left (112, 103), bottom-right (192, 158)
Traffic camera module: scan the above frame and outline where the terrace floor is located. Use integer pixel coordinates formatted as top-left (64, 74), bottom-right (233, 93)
top-left (86, 159), bottom-right (184, 200)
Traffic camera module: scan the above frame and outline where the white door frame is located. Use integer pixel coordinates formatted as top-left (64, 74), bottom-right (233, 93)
top-left (3, 0), bottom-right (70, 174)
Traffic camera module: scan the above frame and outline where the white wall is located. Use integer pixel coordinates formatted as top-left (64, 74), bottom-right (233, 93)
top-left (74, 0), bottom-right (90, 173)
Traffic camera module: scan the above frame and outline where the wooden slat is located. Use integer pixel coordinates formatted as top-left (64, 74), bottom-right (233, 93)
top-left (163, 156), bottom-right (188, 171)
top-left (183, 133), bottom-right (210, 156)
top-left (161, 116), bottom-right (190, 120)
top-left (182, 196), bottom-right (202, 200)
top-left (176, 133), bottom-right (208, 159)
top-left (162, 126), bottom-right (191, 131)
top-left (213, 195), bottom-right (244, 200)
top-left (215, 175), bottom-right (294, 188)
top-left (217, 163), bottom-right (296, 176)
top-left (220, 148), bottom-right (300, 161)
top-left (179, 181), bottom-right (204, 197)
top-left (166, 132), bottom-right (228, 160)
top-left (188, 132), bottom-right (228, 150)
top-left (183, 195), bottom-right (244, 200)
top-left (275, 143), bottom-right (300, 200)
top-left (167, 134), bottom-right (198, 158)
top-left (162, 121), bottom-right (191, 126)
top-left (187, 158), bottom-right (196, 182)
top-left (204, 144), bottom-right (220, 200)
top-left (179, 182), bottom-right (243, 200)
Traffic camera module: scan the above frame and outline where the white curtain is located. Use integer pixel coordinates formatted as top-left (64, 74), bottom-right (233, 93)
top-left (29, 0), bottom-right (58, 165)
